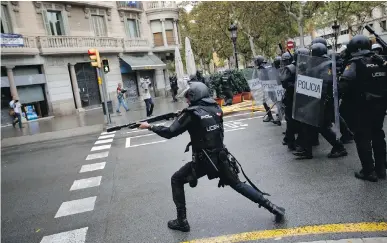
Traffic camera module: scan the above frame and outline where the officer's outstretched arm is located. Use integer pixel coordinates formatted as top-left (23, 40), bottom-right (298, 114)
top-left (148, 112), bottom-right (191, 139)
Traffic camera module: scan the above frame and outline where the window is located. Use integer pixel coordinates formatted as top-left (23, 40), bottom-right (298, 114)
top-left (340, 29), bottom-right (349, 35)
top-left (125, 19), bottom-right (140, 38)
top-left (91, 15), bottom-right (107, 36)
top-left (150, 20), bottom-right (163, 46)
top-left (165, 20), bottom-right (174, 45)
top-left (46, 11), bottom-right (64, 36)
top-left (1, 4), bottom-right (12, 34)
top-left (381, 20), bottom-right (387, 31)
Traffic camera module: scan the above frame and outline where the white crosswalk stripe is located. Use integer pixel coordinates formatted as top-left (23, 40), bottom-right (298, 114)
top-left (91, 144), bottom-right (111, 151)
top-left (79, 162), bottom-right (106, 173)
top-left (98, 134), bottom-right (115, 139)
top-left (40, 227), bottom-right (88, 243)
top-left (55, 197), bottom-right (96, 218)
top-left (95, 139), bottom-right (113, 145)
top-left (86, 151), bottom-right (109, 160)
top-left (100, 131), bottom-right (116, 135)
top-left (70, 176), bottom-right (102, 191)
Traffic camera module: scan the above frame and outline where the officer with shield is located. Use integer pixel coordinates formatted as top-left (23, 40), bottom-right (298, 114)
top-left (293, 43), bottom-right (347, 159)
top-left (138, 82), bottom-right (285, 232)
top-left (254, 56), bottom-right (281, 125)
top-left (221, 70), bottom-right (234, 106)
top-left (340, 35), bottom-right (387, 182)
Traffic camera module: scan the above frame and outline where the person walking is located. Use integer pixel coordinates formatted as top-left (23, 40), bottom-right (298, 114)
top-left (140, 76), bottom-right (154, 117)
top-left (11, 97), bottom-right (23, 129)
top-left (116, 83), bottom-right (129, 113)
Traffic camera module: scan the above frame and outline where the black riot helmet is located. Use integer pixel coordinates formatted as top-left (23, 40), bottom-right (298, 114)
top-left (347, 35), bottom-right (371, 54)
top-left (281, 52), bottom-right (293, 66)
top-left (273, 56), bottom-right (281, 69)
top-left (254, 55), bottom-right (265, 67)
top-left (184, 82), bottom-right (215, 105)
top-left (293, 47), bottom-right (309, 63)
top-left (371, 43), bottom-right (383, 54)
top-left (311, 37), bottom-right (328, 47)
top-left (311, 43), bottom-right (328, 57)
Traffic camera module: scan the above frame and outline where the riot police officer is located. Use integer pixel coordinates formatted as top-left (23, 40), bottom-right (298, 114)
top-left (273, 56), bottom-right (282, 69)
top-left (340, 35), bottom-right (387, 182)
top-left (221, 70), bottom-right (234, 106)
top-left (372, 43), bottom-right (383, 55)
top-left (279, 48), bottom-right (309, 150)
top-left (196, 70), bottom-right (205, 83)
top-left (294, 43), bottom-right (348, 159)
top-left (254, 55), bottom-right (278, 124)
top-left (139, 82), bottom-right (285, 232)
top-left (311, 36), bottom-right (328, 47)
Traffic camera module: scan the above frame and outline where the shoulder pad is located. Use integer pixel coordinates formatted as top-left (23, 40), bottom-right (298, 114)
top-left (286, 64), bottom-right (296, 74)
top-left (184, 106), bottom-right (198, 111)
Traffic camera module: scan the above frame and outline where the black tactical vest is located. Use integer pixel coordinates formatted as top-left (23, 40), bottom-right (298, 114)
top-left (186, 105), bottom-right (224, 151)
top-left (354, 56), bottom-right (387, 100)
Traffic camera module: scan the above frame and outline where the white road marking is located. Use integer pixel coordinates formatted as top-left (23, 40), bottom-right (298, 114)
top-left (224, 123), bottom-right (239, 128)
top-left (125, 137), bottom-right (131, 148)
top-left (225, 127), bottom-right (246, 132)
top-left (80, 162), bottom-right (106, 173)
top-left (127, 140), bottom-right (167, 148)
top-left (129, 133), bottom-right (155, 139)
top-left (91, 144), bottom-right (111, 151)
top-left (126, 129), bottom-right (145, 134)
top-left (55, 197), bottom-right (96, 218)
top-left (40, 227), bottom-right (88, 243)
top-left (95, 139), bottom-right (113, 145)
top-left (86, 151), bottom-right (109, 160)
top-left (101, 131), bottom-right (116, 135)
top-left (98, 134), bottom-right (115, 139)
top-left (70, 176), bottom-right (102, 191)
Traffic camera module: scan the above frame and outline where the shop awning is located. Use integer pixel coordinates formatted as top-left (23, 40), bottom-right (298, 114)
top-left (120, 54), bottom-right (166, 71)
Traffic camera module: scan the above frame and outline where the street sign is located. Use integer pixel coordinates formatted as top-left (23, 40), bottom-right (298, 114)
top-left (287, 40), bottom-right (294, 49)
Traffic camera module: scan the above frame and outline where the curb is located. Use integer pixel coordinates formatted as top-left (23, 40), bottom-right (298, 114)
top-left (1, 124), bottom-right (103, 148)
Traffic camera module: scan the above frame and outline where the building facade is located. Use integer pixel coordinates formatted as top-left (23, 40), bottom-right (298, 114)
top-left (1, 1), bottom-right (180, 124)
top-left (292, 5), bottom-right (387, 50)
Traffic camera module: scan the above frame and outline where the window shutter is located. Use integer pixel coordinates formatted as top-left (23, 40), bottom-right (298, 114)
top-left (61, 11), bottom-right (70, 35)
top-left (1, 5), bottom-right (12, 33)
top-left (136, 19), bottom-right (140, 37)
top-left (124, 18), bottom-right (130, 37)
top-left (42, 10), bottom-right (51, 35)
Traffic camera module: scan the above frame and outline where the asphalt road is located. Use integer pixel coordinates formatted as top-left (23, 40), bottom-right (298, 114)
top-left (2, 112), bottom-right (387, 243)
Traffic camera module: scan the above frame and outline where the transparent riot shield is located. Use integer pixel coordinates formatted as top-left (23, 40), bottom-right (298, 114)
top-left (292, 55), bottom-right (331, 127)
top-left (242, 67), bottom-right (264, 106)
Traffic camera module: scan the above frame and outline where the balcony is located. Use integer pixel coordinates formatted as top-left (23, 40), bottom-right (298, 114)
top-left (152, 36), bottom-right (178, 52)
top-left (145, 1), bottom-right (178, 20)
top-left (38, 36), bottom-right (123, 55)
top-left (117, 1), bottom-right (143, 12)
top-left (123, 38), bottom-right (151, 52)
top-left (1, 36), bottom-right (39, 56)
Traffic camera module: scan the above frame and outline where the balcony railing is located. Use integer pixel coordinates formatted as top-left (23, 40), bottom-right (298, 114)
top-left (147, 1), bottom-right (177, 9)
top-left (123, 38), bottom-right (151, 52)
top-left (1, 36), bottom-right (39, 55)
top-left (117, 1), bottom-right (143, 11)
top-left (39, 36), bottom-right (122, 49)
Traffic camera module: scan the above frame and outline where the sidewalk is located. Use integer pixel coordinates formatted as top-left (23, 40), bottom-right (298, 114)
top-left (1, 97), bottom-right (268, 148)
top-left (0, 97), bottom-right (187, 148)
top-left (298, 237), bottom-right (387, 243)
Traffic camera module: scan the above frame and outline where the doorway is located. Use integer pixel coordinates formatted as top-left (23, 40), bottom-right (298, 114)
top-left (75, 63), bottom-right (101, 108)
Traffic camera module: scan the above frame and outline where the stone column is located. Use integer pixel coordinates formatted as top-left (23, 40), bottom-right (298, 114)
top-left (6, 66), bottom-right (18, 99)
top-left (69, 63), bottom-right (84, 112)
top-left (155, 68), bottom-right (166, 97)
top-left (160, 18), bottom-right (168, 47)
top-left (173, 19), bottom-right (179, 45)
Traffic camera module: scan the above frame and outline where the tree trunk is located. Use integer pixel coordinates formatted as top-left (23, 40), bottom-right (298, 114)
top-left (298, 22), bottom-right (305, 47)
top-left (248, 35), bottom-right (257, 57)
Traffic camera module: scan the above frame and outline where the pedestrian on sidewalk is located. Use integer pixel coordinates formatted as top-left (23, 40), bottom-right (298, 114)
top-left (140, 76), bottom-right (154, 117)
top-left (170, 74), bottom-right (178, 102)
top-left (10, 97), bottom-right (23, 129)
top-left (116, 83), bottom-right (129, 113)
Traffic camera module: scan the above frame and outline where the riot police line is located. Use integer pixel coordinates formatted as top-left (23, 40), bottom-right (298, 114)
top-left (244, 31), bottom-right (386, 183)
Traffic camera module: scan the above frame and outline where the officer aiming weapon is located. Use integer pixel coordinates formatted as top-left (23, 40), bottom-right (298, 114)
top-left (106, 112), bottom-right (179, 132)
top-left (365, 25), bottom-right (387, 52)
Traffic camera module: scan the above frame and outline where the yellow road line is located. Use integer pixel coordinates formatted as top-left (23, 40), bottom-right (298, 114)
top-left (181, 222), bottom-right (387, 243)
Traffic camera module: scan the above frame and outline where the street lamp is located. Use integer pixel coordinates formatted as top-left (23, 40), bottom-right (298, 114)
top-left (332, 20), bottom-right (340, 52)
top-left (228, 23), bottom-right (239, 69)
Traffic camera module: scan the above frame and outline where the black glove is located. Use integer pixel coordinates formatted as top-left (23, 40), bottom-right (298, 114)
top-left (218, 178), bottom-right (226, 188)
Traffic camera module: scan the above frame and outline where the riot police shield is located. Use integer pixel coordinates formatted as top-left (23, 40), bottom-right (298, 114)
top-left (242, 67), bottom-right (281, 106)
top-left (292, 55), bottom-right (331, 127)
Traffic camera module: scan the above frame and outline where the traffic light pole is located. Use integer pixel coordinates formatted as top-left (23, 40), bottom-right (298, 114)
top-left (96, 67), bottom-right (111, 124)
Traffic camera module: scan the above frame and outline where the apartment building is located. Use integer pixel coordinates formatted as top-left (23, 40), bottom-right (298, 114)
top-left (0, 1), bottom-right (180, 124)
top-left (293, 4), bottom-right (387, 49)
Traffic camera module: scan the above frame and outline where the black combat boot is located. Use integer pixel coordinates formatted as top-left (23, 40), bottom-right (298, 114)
top-left (354, 170), bottom-right (378, 182)
top-left (263, 116), bottom-right (273, 122)
top-left (293, 150), bottom-right (313, 160)
top-left (167, 209), bottom-right (190, 232)
top-left (327, 147), bottom-right (348, 158)
top-left (262, 200), bottom-right (285, 221)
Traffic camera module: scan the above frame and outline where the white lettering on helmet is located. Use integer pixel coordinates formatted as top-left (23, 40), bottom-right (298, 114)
top-left (206, 124), bottom-right (220, 131)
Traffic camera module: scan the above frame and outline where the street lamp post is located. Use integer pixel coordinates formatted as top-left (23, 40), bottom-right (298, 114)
top-left (331, 20), bottom-right (341, 139)
top-left (228, 23), bottom-right (239, 69)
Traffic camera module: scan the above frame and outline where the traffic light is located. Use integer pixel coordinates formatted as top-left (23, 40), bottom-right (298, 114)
top-left (102, 59), bottom-right (110, 73)
top-left (87, 48), bottom-right (101, 68)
